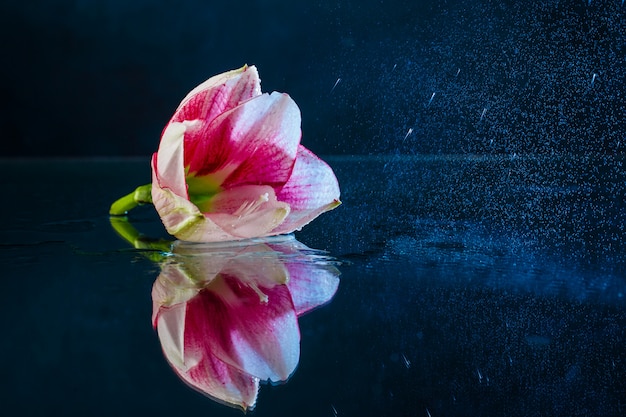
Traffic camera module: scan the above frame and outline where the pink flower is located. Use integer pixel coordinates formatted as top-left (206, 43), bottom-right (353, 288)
top-left (151, 65), bottom-right (340, 242)
top-left (151, 236), bottom-right (340, 410)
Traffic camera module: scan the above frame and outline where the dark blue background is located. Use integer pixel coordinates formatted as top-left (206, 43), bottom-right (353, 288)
top-left (2, 0), bottom-right (625, 156)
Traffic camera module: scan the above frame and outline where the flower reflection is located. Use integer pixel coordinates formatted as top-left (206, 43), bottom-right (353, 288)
top-left (149, 235), bottom-right (339, 410)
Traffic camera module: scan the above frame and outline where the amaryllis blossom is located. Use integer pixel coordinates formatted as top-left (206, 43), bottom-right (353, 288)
top-left (152, 236), bottom-right (340, 411)
top-left (151, 65), bottom-right (340, 242)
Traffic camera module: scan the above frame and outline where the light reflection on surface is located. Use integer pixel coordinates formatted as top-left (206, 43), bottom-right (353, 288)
top-left (110, 220), bottom-right (341, 411)
top-left (152, 237), bottom-right (340, 410)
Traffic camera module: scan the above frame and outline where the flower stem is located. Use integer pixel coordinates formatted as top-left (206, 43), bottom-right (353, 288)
top-left (109, 216), bottom-right (172, 261)
top-left (109, 184), bottom-right (153, 215)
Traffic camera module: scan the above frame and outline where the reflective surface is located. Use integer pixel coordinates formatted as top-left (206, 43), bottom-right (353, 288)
top-left (1, 156), bottom-right (625, 416)
top-left (147, 234), bottom-right (339, 411)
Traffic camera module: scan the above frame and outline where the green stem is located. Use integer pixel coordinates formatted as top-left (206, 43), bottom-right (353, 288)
top-left (109, 216), bottom-right (172, 261)
top-left (109, 184), bottom-right (153, 215)
top-left (109, 215), bottom-right (142, 245)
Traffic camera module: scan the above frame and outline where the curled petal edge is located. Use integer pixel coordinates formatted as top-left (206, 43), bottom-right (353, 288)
top-left (176, 65), bottom-right (261, 114)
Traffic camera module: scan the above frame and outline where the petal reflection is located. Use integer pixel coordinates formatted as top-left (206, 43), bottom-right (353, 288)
top-left (151, 235), bottom-right (340, 411)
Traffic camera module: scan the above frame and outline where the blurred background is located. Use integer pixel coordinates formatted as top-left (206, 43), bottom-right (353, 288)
top-left (1, 0), bottom-right (624, 157)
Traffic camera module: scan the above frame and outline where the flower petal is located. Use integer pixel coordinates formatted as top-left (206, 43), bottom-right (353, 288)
top-left (264, 238), bottom-right (341, 315)
top-left (172, 66), bottom-right (261, 163)
top-left (156, 302), bottom-right (260, 410)
top-left (285, 262), bottom-right (340, 316)
top-left (173, 65), bottom-right (261, 122)
top-left (184, 351), bottom-right (260, 411)
top-left (151, 265), bottom-right (202, 327)
top-left (186, 276), bottom-right (301, 383)
top-left (206, 185), bottom-right (290, 240)
top-left (185, 92), bottom-right (301, 185)
top-left (154, 123), bottom-right (188, 198)
top-left (166, 65), bottom-right (262, 176)
top-left (272, 146), bottom-right (341, 234)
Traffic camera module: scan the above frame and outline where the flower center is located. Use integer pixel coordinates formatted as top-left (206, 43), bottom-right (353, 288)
top-left (186, 174), bottom-right (222, 212)
top-left (185, 162), bottom-right (241, 212)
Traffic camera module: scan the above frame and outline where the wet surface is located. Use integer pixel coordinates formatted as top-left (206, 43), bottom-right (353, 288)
top-left (1, 156), bottom-right (625, 416)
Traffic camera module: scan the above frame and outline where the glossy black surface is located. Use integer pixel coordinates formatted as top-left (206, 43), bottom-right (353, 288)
top-left (1, 156), bottom-right (625, 416)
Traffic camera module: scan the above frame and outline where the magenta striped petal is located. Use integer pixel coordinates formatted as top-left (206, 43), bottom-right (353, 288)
top-left (217, 92), bottom-right (300, 188)
top-left (185, 275), bottom-right (300, 383)
top-left (179, 93), bottom-right (301, 180)
top-left (156, 302), bottom-right (260, 410)
top-left (277, 146), bottom-right (340, 209)
top-left (184, 92), bottom-right (300, 184)
top-left (264, 237), bottom-right (341, 315)
top-left (183, 350), bottom-right (260, 411)
top-left (168, 65), bottom-right (262, 174)
top-left (172, 65), bottom-right (261, 124)
top-left (272, 146), bottom-right (341, 234)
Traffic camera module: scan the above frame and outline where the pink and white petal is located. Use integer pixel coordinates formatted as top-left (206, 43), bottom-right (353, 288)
top-left (187, 276), bottom-right (300, 383)
top-left (151, 171), bottom-right (202, 233)
top-left (276, 145), bottom-right (341, 209)
top-left (284, 262), bottom-right (340, 316)
top-left (199, 92), bottom-right (301, 187)
top-left (200, 184), bottom-right (290, 239)
top-left (153, 184), bottom-right (287, 242)
top-left (163, 340), bottom-right (261, 410)
top-left (156, 303), bottom-right (259, 410)
top-left (269, 201), bottom-right (340, 236)
top-left (156, 302), bottom-right (188, 368)
top-left (181, 117), bottom-right (238, 177)
top-left (227, 300), bottom-right (300, 382)
top-left (183, 351), bottom-right (260, 411)
top-left (207, 203), bottom-right (290, 240)
top-left (224, 279), bottom-right (300, 382)
top-left (170, 242), bottom-right (250, 285)
top-left (172, 65), bottom-right (261, 126)
top-left (171, 240), bottom-right (289, 288)
top-left (208, 184), bottom-right (279, 214)
top-left (171, 66), bottom-right (263, 176)
top-left (271, 146), bottom-right (341, 234)
top-left (154, 124), bottom-right (188, 198)
top-left (262, 237), bottom-right (340, 314)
